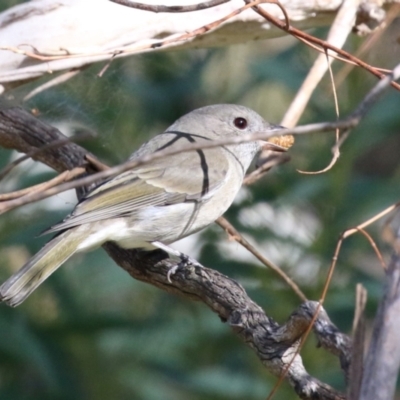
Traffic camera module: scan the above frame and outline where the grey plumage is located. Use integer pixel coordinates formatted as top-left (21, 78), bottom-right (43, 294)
top-left (0, 229), bottom-right (85, 306)
top-left (0, 104), bottom-right (284, 307)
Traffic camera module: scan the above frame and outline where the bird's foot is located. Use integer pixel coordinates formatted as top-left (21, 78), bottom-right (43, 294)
top-left (151, 241), bottom-right (205, 283)
top-left (167, 253), bottom-right (204, 283)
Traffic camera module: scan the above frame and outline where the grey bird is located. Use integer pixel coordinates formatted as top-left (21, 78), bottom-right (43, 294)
top-left (0, 104), bottom-right (290, 307)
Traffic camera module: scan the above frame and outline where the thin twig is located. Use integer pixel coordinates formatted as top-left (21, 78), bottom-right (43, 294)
top-left (97, 52), bottom-right (121, 78)
top-left (84, 154), bottom-right (110, 171)
top-left (145, 0), bottom-right (267, 50)
top-left (0, 133), bottom-right (93, 181)
top-left (291, 34), bottom-right (390, 74)
top-left (0, 167), bottom-right (86, 201)
top-left (248, 2), bottom-right (400, 91)
top-left (356, 228), bottom-right (386, 271)
top-left (344, 202), bottom-right (399, 238)
top-left (335, 3), bottom-right (400, 89)
top-left (109, 0), bottom-right (229, 13)
top-left (243, 152), bottom-right (290, 186)
top-left (23, 69), bottom-right (83, 102)
top-left (216, 217), bottom-right (307, 301)
top-left (281, 0), bottom-right (361, 128)
top-left (297, 49), bottom-right (341, 174)
top-left (264, 0), bottom-right (290, 28)
top-left (266, 217), bottom-right (342, 399)
top-left (348, 283), bottom-right (367, 398)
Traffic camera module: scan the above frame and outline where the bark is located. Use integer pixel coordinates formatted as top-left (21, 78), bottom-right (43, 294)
top-left (360, 250), bottom-right (400, 400)
top-left (0, 0), bottom-right (391, 88)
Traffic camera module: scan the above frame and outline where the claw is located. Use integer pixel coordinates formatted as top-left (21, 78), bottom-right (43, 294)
top-left (167, 254), bottom-right (204, 283)
top-left (167, 265), bottom-right (180, 283)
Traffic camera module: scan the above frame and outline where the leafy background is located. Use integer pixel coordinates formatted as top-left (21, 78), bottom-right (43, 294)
top-left (0, 1), bottom-right (400, 399)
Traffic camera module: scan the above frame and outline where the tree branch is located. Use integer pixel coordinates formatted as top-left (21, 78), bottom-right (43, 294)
top-left (0, 105), bottom-right (350, 399)
top-left (109, 0), bottom-right (229, 13)
top-left (0, 0), bottom-right (390, 87)
top-left (360, 246), bottom-right (400, 400)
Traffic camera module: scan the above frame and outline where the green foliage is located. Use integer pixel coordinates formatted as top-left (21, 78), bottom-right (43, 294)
top-left (1, 20), bottom-right (399, 400)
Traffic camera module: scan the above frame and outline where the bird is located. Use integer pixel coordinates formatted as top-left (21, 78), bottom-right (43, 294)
top-left (0, 104), bottom-right (290, 307)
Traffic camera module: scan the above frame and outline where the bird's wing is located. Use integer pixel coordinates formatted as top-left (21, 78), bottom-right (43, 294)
top-left (43, 147), bottom-right (229, 234)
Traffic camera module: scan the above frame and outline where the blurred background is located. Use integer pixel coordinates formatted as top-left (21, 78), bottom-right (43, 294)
top-left (0, 1), bottom-right (400, 399)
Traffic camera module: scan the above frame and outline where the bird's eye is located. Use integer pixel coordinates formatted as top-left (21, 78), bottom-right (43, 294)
top-left (234, 117), bottom-right (248, 130)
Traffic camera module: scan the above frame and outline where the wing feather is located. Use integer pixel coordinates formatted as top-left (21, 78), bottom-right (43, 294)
top-left (44, 133), bottom-right (230, 235)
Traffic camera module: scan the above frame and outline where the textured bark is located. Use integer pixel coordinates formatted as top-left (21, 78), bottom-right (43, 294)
top-left (360, 251), bottom-right (400, 400)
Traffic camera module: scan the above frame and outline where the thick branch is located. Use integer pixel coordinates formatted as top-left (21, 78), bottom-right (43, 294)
top-left (0, 0), bottom-right (390, 87)
top-left (0, 106), bottom-right (350, 399)
top-left (360, 249), bottom-right (400, 400)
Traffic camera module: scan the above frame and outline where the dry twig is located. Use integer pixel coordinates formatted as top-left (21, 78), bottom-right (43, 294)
top-left (216, 216), bottom-right (307, 301)
top-left (348, 284), bottom-right (367, 399)
top-left (281, 0), bottom-right (362, 128)
top-left (0, 167), bottom-right (85, 201)
top-left (248, 1), bottom-right (400, 91)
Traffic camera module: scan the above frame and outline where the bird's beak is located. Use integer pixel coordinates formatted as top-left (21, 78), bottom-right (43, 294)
top-left (256, 124), bottom-right (294, 169)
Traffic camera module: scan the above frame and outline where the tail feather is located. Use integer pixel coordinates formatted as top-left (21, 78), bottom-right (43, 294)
top-left (0, 228), bottom-right (84, 307)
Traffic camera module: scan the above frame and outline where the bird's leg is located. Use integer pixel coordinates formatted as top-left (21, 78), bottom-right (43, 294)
top-left (151, 241), bottom-right (204, 283)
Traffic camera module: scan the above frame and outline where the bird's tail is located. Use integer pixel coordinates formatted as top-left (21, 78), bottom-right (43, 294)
top-left (0, 228), bottom-right (84, 307)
